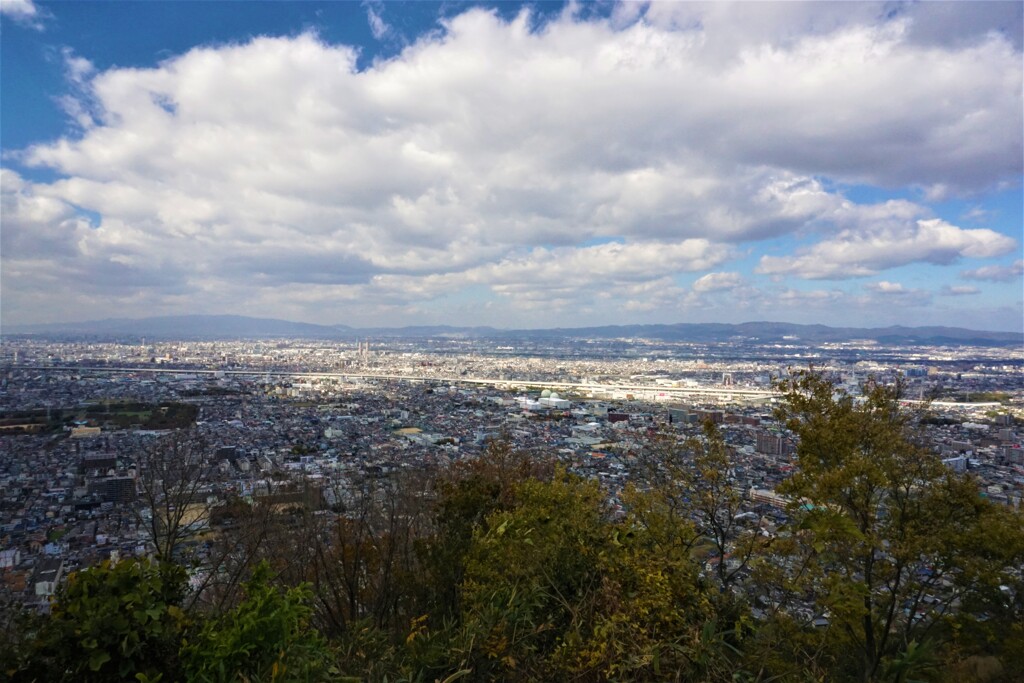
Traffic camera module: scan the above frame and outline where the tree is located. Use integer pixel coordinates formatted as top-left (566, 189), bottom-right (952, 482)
top-left (690, 422), bottom-right (762, 593)
top-left (306, 468), bottom-right (434, 638)
top-left (183, 492), bottom-right (279, 613)
top-left (419, 438), bottom-right (554, 623)
top-left (10, 558), bottom-right (338, 683)
top-left (452, 468), bottom-right (726, 682)
top-left (133, 429), bottom-right (214, 562)
top-left (181, 561), bottom-right (336, 683)
top-left (456, 470), bottom-right (609, 679)
top-left (13, 559), bottom-right (188, 682)
top-left (757, 370), bottom-right (1024, 682)
top-left (632, 421), bottom-right (761, 593)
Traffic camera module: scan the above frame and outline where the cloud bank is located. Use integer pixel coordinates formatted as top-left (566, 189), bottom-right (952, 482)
top-left (2, 3), bottom-right (1021, 328)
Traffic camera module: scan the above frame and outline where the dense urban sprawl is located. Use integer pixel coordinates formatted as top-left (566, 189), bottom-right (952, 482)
top-left (1, 335), bottom-right (1020, 616)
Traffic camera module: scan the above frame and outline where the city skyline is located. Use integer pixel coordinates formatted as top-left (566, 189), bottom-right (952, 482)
top-left (2, 1), bottom-right (1022, 331)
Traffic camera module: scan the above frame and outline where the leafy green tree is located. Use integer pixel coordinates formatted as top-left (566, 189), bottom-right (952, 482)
top-left (756, 370), bottom-right (1024, 683)
top-left (181, 561), bottom-right (336, 682)
top-left (13, 559), bottom-right (188, 682)
top-left (636, 421), bottom-right (761, 593)
top-left (457, 471), bottom-right (609, 679)
top-left (418, 439), bottom-right (553, 623)
top-left (689, 421), bottom-right (762, 593)
top-left (452, 468), bottom-right (726, 682)
top-left (577, 500), bottom-right (735, 682)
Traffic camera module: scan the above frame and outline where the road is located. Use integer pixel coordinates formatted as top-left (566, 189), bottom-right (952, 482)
top-left (8, 364), bottom-right (778, 402)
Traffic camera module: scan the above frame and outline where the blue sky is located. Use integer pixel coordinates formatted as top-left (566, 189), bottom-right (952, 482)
top-left (2, 0), bottom-right (1021, 331)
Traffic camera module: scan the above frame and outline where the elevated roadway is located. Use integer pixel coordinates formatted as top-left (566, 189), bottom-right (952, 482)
top-left (8, 364), bottom-right (777, 402)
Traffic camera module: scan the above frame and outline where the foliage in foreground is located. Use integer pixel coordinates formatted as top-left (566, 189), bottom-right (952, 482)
top-left (6, 371), bottom-right (1024, 682)
top-left (10, 559), bottom-right (188, 682)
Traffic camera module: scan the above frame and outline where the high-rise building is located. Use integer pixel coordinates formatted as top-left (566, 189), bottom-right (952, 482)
top-left (756, 431), bottom-right (784, 455)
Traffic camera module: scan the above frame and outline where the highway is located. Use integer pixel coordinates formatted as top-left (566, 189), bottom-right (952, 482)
top-left (9, 365), bottom-right (1001, 407)
top-left (7, 364), bottom-right (779, 402)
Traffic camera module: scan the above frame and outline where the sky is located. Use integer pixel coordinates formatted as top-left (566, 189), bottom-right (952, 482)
top-left (1, 1), bottom-right (1022, 332)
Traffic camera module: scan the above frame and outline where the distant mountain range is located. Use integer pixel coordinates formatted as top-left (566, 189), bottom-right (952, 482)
top-left (4, 314), bottom-right (1022, 347)
top-left (5, 315), bottom-right (346, 339)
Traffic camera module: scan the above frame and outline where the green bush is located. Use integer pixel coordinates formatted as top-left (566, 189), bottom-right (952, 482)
top-left (13, 559), bottom-right (188, 682)
top-left (181, 561), bottom-right (337, 682)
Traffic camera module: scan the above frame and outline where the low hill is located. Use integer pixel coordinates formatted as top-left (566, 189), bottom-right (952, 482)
top-left (4, 315), bottom-right (1020, 346)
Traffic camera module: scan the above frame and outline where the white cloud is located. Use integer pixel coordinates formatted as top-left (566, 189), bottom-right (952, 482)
top-left (0, 0), bottom-right (43, 27)
top-left (865, 281), bottom-right (908, 294)
top-left (940, 285), bottom-right (980, 296)
top-left (0, 169), bottom-right (195, 326)
top-left (365, 3), bottom-right (391, 41)
top-left (0, 0), bottom-right (33, 16)
top-left (960, 205), bottom-right (993, 223)
top-left (859, 282), bottom-right (933, 307)
top-left (640, 1), bottom-right (1022, 53)
top-left (747, 282), bottom-right (931, 319)
top-left (480, 240), bottom-right (730, 287)
top-left (61, 47), bottom-right (95, 84)
top-left (757, 219), bottom-right (1017, 279)
top-left (960, 259), bottom-right (1024, 282)
top-left (3, 5), bottom-right (1022, 326)
top-left (773, 288), bottom-right (847, 309)
top-left (692, 271), bottom-right (744, 293)
top-left (859, 282), bottom-right (933, 309)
